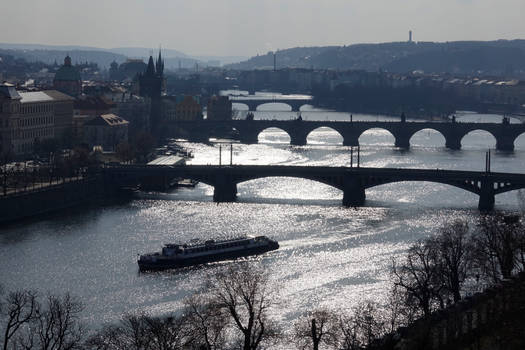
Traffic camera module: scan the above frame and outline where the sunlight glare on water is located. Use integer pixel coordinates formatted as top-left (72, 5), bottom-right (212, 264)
top-left (1, 107), bottom-right (524, 332)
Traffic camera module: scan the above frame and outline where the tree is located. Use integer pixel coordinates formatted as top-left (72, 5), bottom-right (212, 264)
top-left (473, 213), bottom-right (525, 282)
top-left (143, 315), bottom-right (187, 350)
top-left (205, 263), bottom-right (280, 350)
top-left (115, 142), bottom-right (134, 164)
top-left (18, 293), bottom-right (84, 350)
top-left (86, 312), bottom-right (187, 350)
top-left (337, 302), bottom-right (386, 350)
top-left (184, 294), bottom-right (227, 350)
top-left (87, 313), bottom-right (153, 350)
top-left (132, 132), bottom-right (155, 163)
top-left (433, 220), bottom-right (471, 303)
top-left (292, 308), bottom-right (338, 350)
top-left (392, 240), bottom-right (443, 318)
top-left (1, 290), bottom-right (38, 350)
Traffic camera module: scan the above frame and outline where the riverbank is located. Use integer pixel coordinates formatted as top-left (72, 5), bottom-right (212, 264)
top-left (370, 272), bottom-right (525, 350)
top-left (0, 175), bottom-right (125, 225)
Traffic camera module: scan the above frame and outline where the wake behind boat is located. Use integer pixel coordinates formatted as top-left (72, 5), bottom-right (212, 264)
top-left (138, 235), bottom-right (279, 271)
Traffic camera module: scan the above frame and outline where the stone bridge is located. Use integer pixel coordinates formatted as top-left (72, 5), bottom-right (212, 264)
top-left (229, 97), bottom-right (313, 112)
top-left (103, 164), bottom-right (525, 210)
top-left (164, 120), bottom-right (525, 151)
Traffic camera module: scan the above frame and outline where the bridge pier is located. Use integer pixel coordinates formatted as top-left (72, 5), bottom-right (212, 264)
top-left (290, 103), bottom-right (301, 112)
top-left (238, 132), bottom-right (259, 144)
top-left (342, 177), bottom-right (366, 207)
top-left (189, 131), bottom-right (210, 143)
top-left (478, 180), bottom-right (495, 211)
top-left (395, 137), bottom-right (410, 149)
top-left (496, 138), bottom-right (514, 152)
top-left (445, 136), bottom-right (462, 150)
top-left (213, 174), bottom-right (237, 203)
top-left (343, 135), bottom-right (359, 147)
top-left (290, 133), bottom-right (307, 146)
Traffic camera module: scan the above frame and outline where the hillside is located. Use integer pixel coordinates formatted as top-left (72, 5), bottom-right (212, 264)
top-left (0, 48), bottom-right (128, 69)
top-left (0, 43), bottom-right (247, 69)
top-left (226, 40), bottom-right (525, 77)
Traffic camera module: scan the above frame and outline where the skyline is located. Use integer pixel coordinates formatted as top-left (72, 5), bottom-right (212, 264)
top-left (1, 0), bottom-right (525, 57)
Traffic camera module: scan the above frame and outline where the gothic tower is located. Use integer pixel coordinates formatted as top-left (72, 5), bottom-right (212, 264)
top-left (138, 50), bottom-right (164, 134)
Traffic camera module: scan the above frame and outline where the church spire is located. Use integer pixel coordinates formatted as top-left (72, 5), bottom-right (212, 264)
top-left (156, 49), bottom-right (164, 77)
top-left (146, 55), bottom-right (155, 75)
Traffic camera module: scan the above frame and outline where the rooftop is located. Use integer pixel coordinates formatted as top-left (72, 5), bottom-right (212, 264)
top-left (18, 90), bottom-right (75, 104)
top-left (84, 113), bottom-right (129, 127)
top-left (147, 155), bottom-right (184, 166)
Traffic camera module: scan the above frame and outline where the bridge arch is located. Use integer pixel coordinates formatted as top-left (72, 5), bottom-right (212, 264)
top-left (299, 104), bottom-right (314, 111)
top-left (358, 128), bottom-right (395, 146)
top-left (232, 102), bottom-right (249, 111)
top-left (236, 176), bottom-right (342, 201)
top-left (513, 132), bottom-right (525, 150)
top-left (460, 129), bottom-right (497, 149)
top-left (255, 102), bottom-right (293, 112)
top-left (306, 126), bottom-right (344, 145)
top-left (364, 181), bottom-right (480, 207)
top-left (257, 127), bottom-right (291, 144)
top-left (408, 128), bottom-right (446, 148)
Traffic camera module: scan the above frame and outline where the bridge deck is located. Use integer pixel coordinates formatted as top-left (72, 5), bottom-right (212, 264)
top-left (113, 164), bottom-right (522, 176)
top-left (104, 164), bottom-right (525, 210)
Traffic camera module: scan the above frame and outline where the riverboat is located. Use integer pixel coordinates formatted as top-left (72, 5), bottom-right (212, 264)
top-left (137, 235), bottom-right (279, 271)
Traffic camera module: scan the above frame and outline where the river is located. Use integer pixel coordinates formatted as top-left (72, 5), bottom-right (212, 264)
top-left (1, 104), bottom-right (525, 329)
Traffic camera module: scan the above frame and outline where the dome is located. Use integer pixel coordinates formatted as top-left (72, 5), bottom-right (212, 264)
top-left (54, 56), bottom-right (81, 82)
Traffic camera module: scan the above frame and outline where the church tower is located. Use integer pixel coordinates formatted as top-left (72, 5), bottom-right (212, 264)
top-left (156, 51), bottom-right (164, 77)
top-left (53, 55), bottom-right (82, 97)
top-left (138, 50), bottom-right (164, 134)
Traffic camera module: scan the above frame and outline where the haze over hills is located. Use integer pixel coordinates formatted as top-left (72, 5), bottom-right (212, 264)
top-left (226, 40), bottom-right (525, 77)
top-left (0, 43), bottom-right (248, 69)
top-left (2, 40), bottom-right (525, 78)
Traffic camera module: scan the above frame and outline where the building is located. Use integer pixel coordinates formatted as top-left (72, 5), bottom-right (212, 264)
top-left (53, 55), bottom-right (82, 97)
top-left (74, 95), bottom-right (115, 117)
top-left (113, 92), bottom-right (150, 136)
top-left (138, 51), bottom-right (164, 131)
top-left (207, 95), bottom-right (232, 120)
top-left (160, 95), bottom-right (202, 122)
top-left (83, 114), bottom-right (129, 151)
top-left (44, 90), bottom-right (75, 138)
top-left (0, 84), bottom-right (19, 157)
top-left (0, 84), bottom-right (74, 157)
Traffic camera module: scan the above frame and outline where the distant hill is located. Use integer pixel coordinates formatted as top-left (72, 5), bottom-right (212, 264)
top-left (0, 43), bottom-right (247, 69)
top-left (108, 47), bottom-right (188, 59)
top-left (226, 40), bottom-right (525, 77)
top-left (0, 43), bottom-right (105, 51)
top-left (0, 48), bottom-right (127, 69)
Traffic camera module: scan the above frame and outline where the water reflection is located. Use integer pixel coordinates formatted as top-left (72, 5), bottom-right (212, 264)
top-left (1, 109), bottom-right (524, 331)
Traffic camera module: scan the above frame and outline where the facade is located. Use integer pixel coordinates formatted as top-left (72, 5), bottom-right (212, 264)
top-left (0, 84), bottom-right (20, 157)
top-left (83, 114), bottom-right (129, 151)
top-left (74, 95), bottom-right (115, 117)
top-left (114, 93), bottom-right (150, 135)
top-left (43, 90), bottom-right (75, 138)
top-left (53, 55), bottom-right (82, 97)
top-left (0, 84), bottom-right (74, 156)
top-left (161, 95), bottom-right (202, 122)
top-left (207, 95), bottom-right (232, 121)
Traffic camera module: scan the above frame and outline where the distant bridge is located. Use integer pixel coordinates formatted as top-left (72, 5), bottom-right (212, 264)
top-left (104, 164), bottom-right (525, 211)
top-left (165, 119), bottom-right (525, 151)
top-left (229, 96), bottom-right (313, 112)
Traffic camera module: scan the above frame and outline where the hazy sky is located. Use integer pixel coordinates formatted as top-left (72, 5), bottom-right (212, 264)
top-left (2, 0), bottom-right (525, 57)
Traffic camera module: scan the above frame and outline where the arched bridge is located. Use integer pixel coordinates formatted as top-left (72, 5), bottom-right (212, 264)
top-left (229, 96), bottom-right (313, 112)
top-left (103, 164), bottom-right (525, 211)
top-left (165, 120), bottom-right (525, 151)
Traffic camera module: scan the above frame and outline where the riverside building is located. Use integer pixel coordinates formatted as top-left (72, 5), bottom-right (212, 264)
top-left (0, 83), bottom-right (74, 157)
